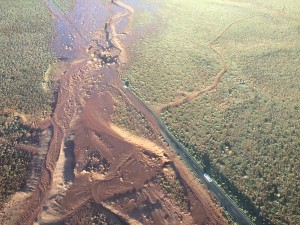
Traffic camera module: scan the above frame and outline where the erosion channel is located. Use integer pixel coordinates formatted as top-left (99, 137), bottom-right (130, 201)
top-left (6, 0), bottom-right (227, 224)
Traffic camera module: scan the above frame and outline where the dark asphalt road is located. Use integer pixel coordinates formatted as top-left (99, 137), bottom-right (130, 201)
top-left (156, 118), bottom-right (253, 225)
top-left (123, 87), bottom-right (254, 225)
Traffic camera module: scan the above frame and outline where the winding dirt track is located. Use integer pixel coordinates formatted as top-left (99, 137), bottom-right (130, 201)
top-left (154, 14), bottom-right (264, 114)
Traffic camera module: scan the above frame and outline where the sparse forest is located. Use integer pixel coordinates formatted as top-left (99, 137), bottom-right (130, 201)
top-left (0, 0), bottom-right (55, 116)
top-left (121, 0), bottom-right (300, 224)
top-left (0, 0), bottom-right (56, 202)
top-left (0, 0), bottom-right (299, 223)
top-left (111, 94), bottom-right (158, 141)
top-left (0, 143), bottom-right (33, 202)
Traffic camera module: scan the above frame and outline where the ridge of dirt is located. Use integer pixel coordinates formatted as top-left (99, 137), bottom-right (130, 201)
top-left (109, 123), bottom-right (168, 161)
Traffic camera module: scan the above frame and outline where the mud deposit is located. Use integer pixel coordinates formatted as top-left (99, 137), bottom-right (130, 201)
top-left (1, 0), bottom-right (226, 224)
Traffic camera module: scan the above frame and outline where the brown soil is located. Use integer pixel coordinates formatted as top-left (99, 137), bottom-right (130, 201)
top-left (0, 0), bottom-right (227, 224)
top-left (1, 108), bottom-right (30, 125)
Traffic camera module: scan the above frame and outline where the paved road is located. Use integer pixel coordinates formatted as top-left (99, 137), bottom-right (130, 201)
top-left (123, 86), bottom-right (255, 225)
top-left (156, 116), bottom-right (253, 225)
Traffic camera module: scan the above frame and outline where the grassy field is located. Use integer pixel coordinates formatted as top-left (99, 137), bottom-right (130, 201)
top-left (121, 0), bottom-right (300, 224)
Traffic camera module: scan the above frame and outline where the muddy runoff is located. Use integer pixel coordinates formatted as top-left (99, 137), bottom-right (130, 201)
top-left (8, 0), bottom-right (227, 224)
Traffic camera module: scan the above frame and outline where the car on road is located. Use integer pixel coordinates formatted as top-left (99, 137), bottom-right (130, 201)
top-left (204, 173), bottom-right (213, 182)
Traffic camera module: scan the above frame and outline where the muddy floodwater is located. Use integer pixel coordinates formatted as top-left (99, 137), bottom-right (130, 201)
top-left (0, 1), bottom-right (227, 224)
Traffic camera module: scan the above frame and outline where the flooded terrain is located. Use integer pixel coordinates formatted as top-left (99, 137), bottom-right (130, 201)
top-left (0, 0), bottom-right (227, 224)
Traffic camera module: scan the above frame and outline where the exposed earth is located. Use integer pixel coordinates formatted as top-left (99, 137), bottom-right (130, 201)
top-left (0, 0), bottom-right (227, 224)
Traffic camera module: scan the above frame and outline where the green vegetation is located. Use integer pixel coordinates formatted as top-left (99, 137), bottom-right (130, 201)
top-left (0, 115), bottom-right (39, 145)
top-left (158, 171), bottom-right (189, 211)
top-left (121, 0), bottom-right (300, 224)
top-left (65, 201), bottom-right (121, 225)
top-left (0, 144), bottom-right (33, 202)
top-left (52, 0), bottom-right (76, 13)
top-left (0, 0), bottom-right (55, 202)
top-left (130, 0), bottom-right (162, 30)
top-left (0, 0), bottom-right (55, 115)
top-left (111, 94), bottom-right (157, 141)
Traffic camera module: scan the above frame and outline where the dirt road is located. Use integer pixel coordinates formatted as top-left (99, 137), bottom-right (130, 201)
top-left (155, 14), bottom-right (264, 114)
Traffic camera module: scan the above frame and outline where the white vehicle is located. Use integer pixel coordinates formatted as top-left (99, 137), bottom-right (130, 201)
top-left (204, 173), bottom-right (213, 182)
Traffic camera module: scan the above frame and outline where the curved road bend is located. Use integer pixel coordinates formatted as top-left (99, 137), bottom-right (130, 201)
top-left (120, 86), bottom-right (254, 225)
